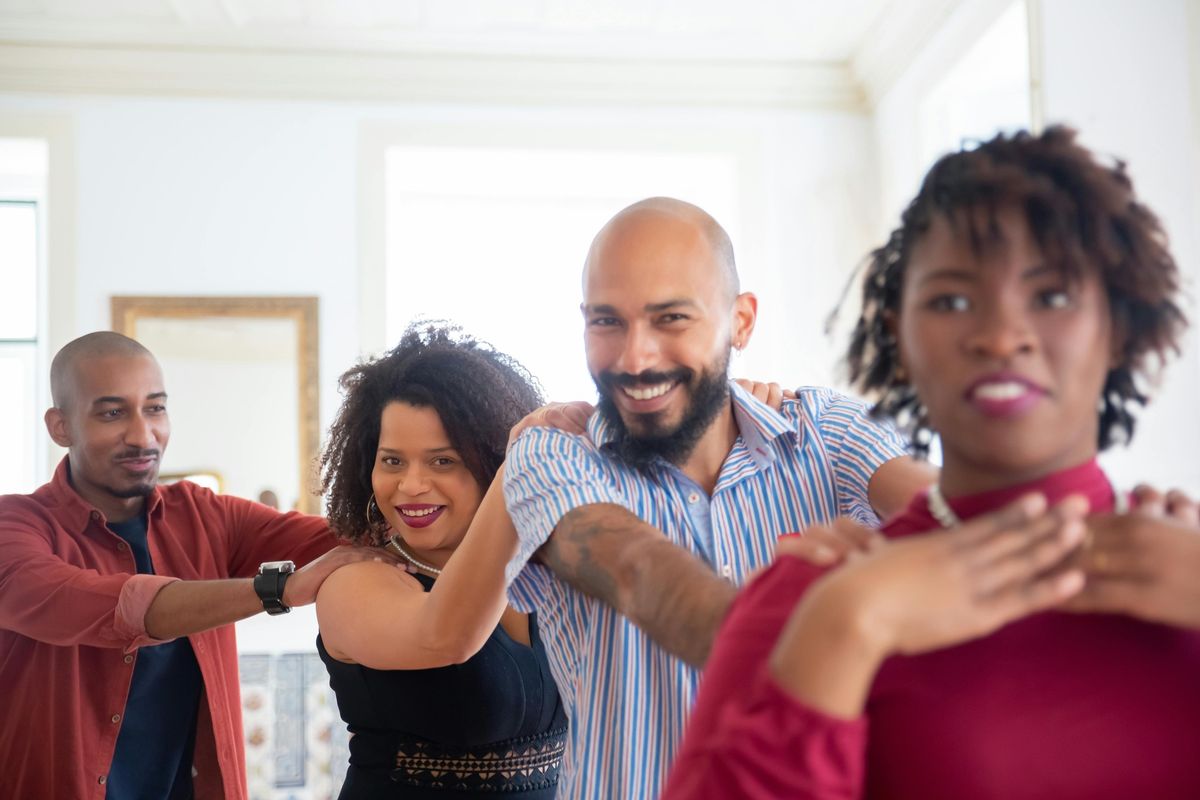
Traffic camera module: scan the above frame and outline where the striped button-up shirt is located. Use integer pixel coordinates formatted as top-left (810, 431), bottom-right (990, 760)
top-left (503, 383), bottom-right (909, 800)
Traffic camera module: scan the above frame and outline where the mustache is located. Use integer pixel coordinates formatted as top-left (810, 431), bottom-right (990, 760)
top-left (115, 448), bottom-right (160, 460)
top-left (597, 367), bottom-right (693, 391)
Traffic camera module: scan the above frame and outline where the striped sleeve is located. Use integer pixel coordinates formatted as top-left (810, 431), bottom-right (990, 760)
top-left (502, 426), bottom-right (631, 587)
top-left (809, 389), bottom-right (909, 525)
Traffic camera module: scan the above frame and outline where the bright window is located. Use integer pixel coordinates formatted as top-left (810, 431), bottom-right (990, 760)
top-left (919, 0), bottom-right (1032, 164)
top-left (384, 145), bottom-right (742, 401)
top-left (0, 197), bottom-right (41, 494)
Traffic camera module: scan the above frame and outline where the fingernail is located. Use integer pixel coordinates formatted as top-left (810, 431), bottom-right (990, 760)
top-left (1061, 520), bottom-right (1085, 545)
top-left (1058, 494), bottom-right (1090, 517)
top-left (778, 532), bottom-right (803, 541)
top-left (1018, 493), bottom-right (1048, 514)
top-left (810, 545), bottom-right (837, 564)
top-left (1058, 570), bottom-right (1085, 595)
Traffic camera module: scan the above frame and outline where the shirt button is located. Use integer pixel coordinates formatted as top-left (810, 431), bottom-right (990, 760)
top-left (90, 511), bottom-right (101, 520)
top-left (687, 493), bottom-right (700, 504)
top-left (116, 542), bottom-right (127, 551)
top-left (123, 654), bottom-right (134, 664)
top-left (111, 714), bottom-right (121, 724)
top-left (720, 565), bottom-right (733, 579)
top-left (98, 776), bottom-right (107, 785)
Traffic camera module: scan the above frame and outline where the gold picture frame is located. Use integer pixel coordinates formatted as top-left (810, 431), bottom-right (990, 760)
top-left (111, 295), bottom-right (320, 514)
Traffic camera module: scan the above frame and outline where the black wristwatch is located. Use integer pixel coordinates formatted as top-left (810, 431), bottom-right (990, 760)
top-left (253, 560), bottom-right (295, 615)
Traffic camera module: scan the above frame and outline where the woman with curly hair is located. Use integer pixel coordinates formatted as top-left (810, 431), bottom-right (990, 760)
top-left (315, 324), bottom-right (567, 798)
top-left (662, 127), bottom-right (1200, 798)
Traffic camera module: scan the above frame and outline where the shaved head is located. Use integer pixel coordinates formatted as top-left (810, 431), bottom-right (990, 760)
top-left (585, 197), bottom-right (739, 302)
top-left (51, 331), bottom-right (155, 411)
top-left (580, 196), bottom-right (757, 471)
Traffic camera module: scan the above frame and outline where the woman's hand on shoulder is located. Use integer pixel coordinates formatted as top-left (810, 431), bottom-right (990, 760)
top-left (507, 400), bottom-right (596, 447)
top-left (775, 518), bottom-right (883, 568)
top-left (768, 494), bottom-right (1087, 718)
top-left (823, 493), bottom-right (1086, 657)
top-left (734, 378), bottom-right (796, 411)
top-left (1131, 484), bottom-right (1200, 527)
top-left (1062, 504), bottom-right (1200, 629)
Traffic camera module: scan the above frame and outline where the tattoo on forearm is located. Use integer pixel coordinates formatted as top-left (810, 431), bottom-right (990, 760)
top-left (536, 504), bottom-right (736, 667)
top-left (535, 509), bottom-right (621, 608)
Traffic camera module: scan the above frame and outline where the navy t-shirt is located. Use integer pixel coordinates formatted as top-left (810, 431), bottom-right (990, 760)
top-left (105, 513), bottom-right (204, 800)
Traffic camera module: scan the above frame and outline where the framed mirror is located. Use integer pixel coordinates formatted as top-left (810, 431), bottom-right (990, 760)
top-left (111, 296), bottom-right (320, 514)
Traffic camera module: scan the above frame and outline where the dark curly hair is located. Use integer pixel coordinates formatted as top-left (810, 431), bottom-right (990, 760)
top-left (846, 126), bottom-right (1186, 457)
top-left (320, 323), bottom-right (544, 544)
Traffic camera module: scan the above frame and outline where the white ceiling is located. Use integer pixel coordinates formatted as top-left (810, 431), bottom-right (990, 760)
top-left (0, 0), bottom-right (977, 109)
top-left (1, 0), bottom-right (898, 60)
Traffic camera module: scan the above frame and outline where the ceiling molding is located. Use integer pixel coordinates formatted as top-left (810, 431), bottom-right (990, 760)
top-left (852, 0), bottom-right (1015, 108)
top-left (0, 42), bottom-right (866, 110)
top-left (851, 0), bottom-right (962, 107)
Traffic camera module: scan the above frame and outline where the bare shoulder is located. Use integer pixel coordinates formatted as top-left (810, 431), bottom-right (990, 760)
top-left (869, 456), bottom-right (937, 519)
top-left (317, 560), bottom-right (424, 610)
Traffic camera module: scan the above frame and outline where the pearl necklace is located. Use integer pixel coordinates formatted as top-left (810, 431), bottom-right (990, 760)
top-left (387, 535), bottom-right (443, 576)
top-left (926, 481), bottom-right (1129, 528)
top-left (925, 482), bottom-right (961, 528)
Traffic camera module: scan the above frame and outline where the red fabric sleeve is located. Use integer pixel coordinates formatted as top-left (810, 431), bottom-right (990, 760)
top-left (663, 673), bottom-right (867, 799)
top-left (661, 556), bottom-right (868, 800)
top-left (0, 520), bottom-right (177, 651)
top-left (214, 492), bottom-right (337, 577)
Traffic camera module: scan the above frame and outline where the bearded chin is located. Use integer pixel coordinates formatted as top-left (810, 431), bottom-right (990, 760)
top-left (596, 353), bottom-right (731, 469)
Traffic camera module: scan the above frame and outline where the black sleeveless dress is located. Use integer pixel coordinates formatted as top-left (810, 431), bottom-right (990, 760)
top-left (317, 572), bottom-right (567, 798)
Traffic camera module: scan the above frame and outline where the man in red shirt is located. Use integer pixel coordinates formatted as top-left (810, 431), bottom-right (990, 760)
top-left (0, 331), bottom-right (397, 799)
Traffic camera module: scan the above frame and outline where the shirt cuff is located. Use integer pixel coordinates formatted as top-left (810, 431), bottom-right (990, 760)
top-left (114, 574), bottom-right (181, 651)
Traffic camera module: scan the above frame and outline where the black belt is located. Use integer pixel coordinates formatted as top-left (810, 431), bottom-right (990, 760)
top-left (390, 726), bottom-right (568, 792)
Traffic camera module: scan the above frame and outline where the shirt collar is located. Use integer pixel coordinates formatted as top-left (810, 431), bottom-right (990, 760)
top-left (46, 455), bottom-right (163, 533)
top-left (587, 380), bottom-right (800, 470)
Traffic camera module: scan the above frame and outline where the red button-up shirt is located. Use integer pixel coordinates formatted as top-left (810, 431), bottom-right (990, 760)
top-left (0, 458), bottom-right (336, 800)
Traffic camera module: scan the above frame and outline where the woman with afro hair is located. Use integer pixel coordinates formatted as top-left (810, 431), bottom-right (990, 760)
top-left (315, 324), bottom-right (567, 798)
top-left (662, 127), bottom-right (1200, 799)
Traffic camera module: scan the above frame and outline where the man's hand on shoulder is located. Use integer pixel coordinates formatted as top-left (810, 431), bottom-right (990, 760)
top-left (507, 400), bottom-right (596, 448)
top-left (282, 543), bottom-right (407, 608)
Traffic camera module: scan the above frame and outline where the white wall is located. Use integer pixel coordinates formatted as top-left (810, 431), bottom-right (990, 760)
top-left (872, 0), bottom-right (1024, 229)
top-left (0, 92), bottom-right (879, 651)
top-left (1032, 0), bottom-right (1200, 492)
top-left (0, 94), bottom-right (879, 439)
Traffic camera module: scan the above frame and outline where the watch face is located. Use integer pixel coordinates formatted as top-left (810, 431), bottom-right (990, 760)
top-left (259, 560), bottom-right (296, 573)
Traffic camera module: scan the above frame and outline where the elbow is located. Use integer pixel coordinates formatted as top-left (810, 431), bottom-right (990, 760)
top-left (444, 645), bottom-right (475, 666)
top-left (421, 625), bottom-right (489, 666)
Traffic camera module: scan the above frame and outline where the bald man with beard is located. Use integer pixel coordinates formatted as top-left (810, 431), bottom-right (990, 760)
top-left (0, 332), bottom-right (397, 800)
top-left (501, 198), bottom-right (935, 799)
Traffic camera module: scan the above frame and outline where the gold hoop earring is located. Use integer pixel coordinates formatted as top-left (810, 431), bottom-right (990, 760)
top-left (365, 494), bottom-right (389, 531)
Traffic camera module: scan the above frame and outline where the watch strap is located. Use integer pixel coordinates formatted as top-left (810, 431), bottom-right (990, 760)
top-left (253, 565), bottom-right (292, 615)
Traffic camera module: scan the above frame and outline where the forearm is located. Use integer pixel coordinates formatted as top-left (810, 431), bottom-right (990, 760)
top-left (419, 473), bottom-right (516, 659)
top-left (768, 587), bottom-right (884, 719)
top-left (143, 578), bottom-right (263, 640)
top-left (537, 503), bottom-right (736, 667)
